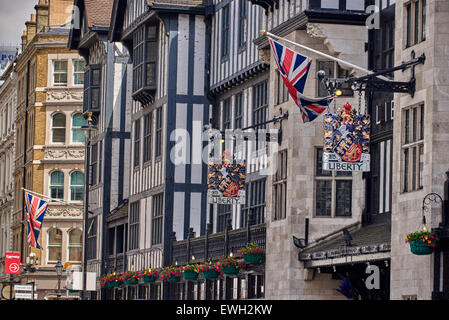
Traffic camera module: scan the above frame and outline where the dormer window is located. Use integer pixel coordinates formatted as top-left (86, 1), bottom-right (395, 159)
top-left (132, 24), bottom-right (158, 104)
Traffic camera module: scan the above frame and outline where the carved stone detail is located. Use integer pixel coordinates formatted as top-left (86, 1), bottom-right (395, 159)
top-left (44, 148), bottom-right (85, 160)
top-left (46, 89), bottom-right (83, 102)
top-left (46, 206), bottom-right (83, 217)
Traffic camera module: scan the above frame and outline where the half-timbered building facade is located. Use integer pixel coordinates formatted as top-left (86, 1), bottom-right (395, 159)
top-left (68, 0), bottom-right (132, 300)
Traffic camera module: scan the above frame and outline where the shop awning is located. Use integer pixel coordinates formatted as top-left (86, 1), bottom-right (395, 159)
top-left (298, 223), bottom-right (391, 268)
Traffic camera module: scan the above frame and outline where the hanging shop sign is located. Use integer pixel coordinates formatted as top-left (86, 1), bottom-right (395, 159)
top-left (208, 150), bottom-right (246, 205)
top-left (323, 102), bottom-right (370, 172)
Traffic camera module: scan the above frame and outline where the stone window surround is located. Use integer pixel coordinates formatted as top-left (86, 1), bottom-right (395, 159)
top-left (43, 226), bottom-right (83, 265)
top-left (47, 53), bottom-right (85, 88)
top-left (314, 147), bottom-right (353, 218)
top-left (400, 102), bottom-right (425, 193)
top-left (44, 168), bottom-right (85, 204)
top-left (403, 0), bottom-right (427, 49)
top-left (46, 109), bottom-right (85, 146)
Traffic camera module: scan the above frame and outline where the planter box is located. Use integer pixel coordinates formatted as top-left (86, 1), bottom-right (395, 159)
top-left (141, 275), bottom-right (157, 283)
top-left (124, 278), bottom-right (139, 285)
top-left (242, 254), bottom-right (262, 264)
top-left (183, 271), bottom-right (199, 280)
top-left (222, 265), bottom-right (240, 275)
top-left (201, 270), bottom-right (220, 279)
top-left (410, 241), bottom-right (434, 255)
top-left (167, 276), bottom-right (180, 283)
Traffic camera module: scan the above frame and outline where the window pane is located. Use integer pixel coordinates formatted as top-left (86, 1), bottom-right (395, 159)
top-left (71, 186), bottom-right (84, 201)
top-left (51, 186), bottom-right (64, 199)
top-left (53, 114), bottom-right (66, 127)
top-left (316, 148), bottom-right (332, 176)
top-left (71, 171), bottom-right (84, 185)
top-left (54, 61), bottom-right (67, 72)
top-left (69, 247), bottom-right (82, 261)
top-left (335, 180), bottom-right (352, 216)
top-left (49, 247), bottom-right (62, 261)
top-left (51, 171), bottom-right (64, 185)
top-left (52, 128), bottom-right (65, 143)
top-left (49, 229), bottom-right (62, 244)
top-left (146, 63), bottom-right (156, 86)
top-left (316, 180), bottom-right (332, 216)
top-left (92, 69), bottom-right (101, 86)
top-left (91, 88), bottom-right (100, 109)
top-left (69, 229), bottom-right (83, 244)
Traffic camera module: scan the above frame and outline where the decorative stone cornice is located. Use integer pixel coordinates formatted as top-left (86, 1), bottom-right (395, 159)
top-left (46, 88), bottom-right (83, 103)
top-left (46, 206), bottom-right (83, 218)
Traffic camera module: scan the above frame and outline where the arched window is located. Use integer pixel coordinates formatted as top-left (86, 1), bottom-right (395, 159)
top-left (72, 113), bottom-right (86, 143)
top-left (70, 171), bottom-right (84, 201)
top-left (48, 228), bottom-right (62, 262)
top-left (50, 171), bottom-right (64, 200)
top-left (52, 113), bottom-right (66, 143)
top-left (68, 229), bottom-right (82, 262)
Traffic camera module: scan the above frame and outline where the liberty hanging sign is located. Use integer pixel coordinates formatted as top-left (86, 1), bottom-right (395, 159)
top-left (323, 102), bottom-right (370, 172)
top-left (208, 150), bottom-right (246, 205)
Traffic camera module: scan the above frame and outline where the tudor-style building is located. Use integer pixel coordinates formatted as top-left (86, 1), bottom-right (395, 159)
top-left (108, 0), bottom-right (211, 299)
top-left (68, 0), bottom-right (132, 300)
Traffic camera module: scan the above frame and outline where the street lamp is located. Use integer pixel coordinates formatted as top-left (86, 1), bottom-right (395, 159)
top-left (80, 111), bottom-right (97, 300)
top-left (55, 258), bottom-right (64, 300)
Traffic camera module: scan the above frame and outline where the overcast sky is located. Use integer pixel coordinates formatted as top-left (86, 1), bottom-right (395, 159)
top-left (0, 0), bottom-right (41, 46)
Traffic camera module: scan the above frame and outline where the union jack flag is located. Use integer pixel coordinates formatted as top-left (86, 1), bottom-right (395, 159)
top-left (297, 94), bottom-right (335, 123)
top-left (268, 37), bottom-right (334, 123)
top-left (25, 191), bottom-right (48, 249)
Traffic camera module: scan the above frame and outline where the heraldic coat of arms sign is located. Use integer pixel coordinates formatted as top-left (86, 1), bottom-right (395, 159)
top-left (323, 102), bottom-right (371, 172)
top-left (208, 150), bottom-right (246, 205)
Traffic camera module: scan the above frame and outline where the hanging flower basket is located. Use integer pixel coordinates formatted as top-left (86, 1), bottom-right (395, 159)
top-left (100, 273), bottom-right (122, 289)
top-left (405, 231), bottom-right (439, 256)
top-left (123, 271), bottom-right (140, 285)
top-left (238, 243), bottom-right (264, 264)
top-left (218, 256), bottom-right (244, 275)
top-left (199, 261), bottom-right (222, 280)
top-left (140, 268), bottom-right (159, 283)
top-left (222, 265), bottom-right (240, 275)
top-left (124, 278), bottom-right (139, 285)
top-left (183, 271), bottom-right (199, 280)
top-left (202, 270), bottom-right (220, 279)
top-left (160, 266), bottom-right (182, 283)
top-left (181, 265), bottom-right (199, 280)
top-left (167, 275), bottom-right (181, 283)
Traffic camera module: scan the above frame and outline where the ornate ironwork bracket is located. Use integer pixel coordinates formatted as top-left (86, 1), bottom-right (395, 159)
top-left (327, 51), bottom-right (426, 97)
top-left (422, 192), bottom-right (443, 227)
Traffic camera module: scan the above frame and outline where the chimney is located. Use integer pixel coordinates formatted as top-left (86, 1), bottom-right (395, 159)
top-left (48, 0), bottom-right (74, 27)
top-left (35, 0), bottom-right (49, 33)
top-left (25, 14), bottom-right (37, 43)
top-left (21, 30), bottom-right (28, 52)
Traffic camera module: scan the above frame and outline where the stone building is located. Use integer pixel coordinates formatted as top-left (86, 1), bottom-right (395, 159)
top-left (390, 0), bottom-right (449, 300)
top-left (10, 0), bottom-right (85, 299)
top-left (68, 0), bottom-right (132, 300)
top-left (68, 0), bottom-right (449, 301)
top-left (0, 62), bottom-right (17, 285)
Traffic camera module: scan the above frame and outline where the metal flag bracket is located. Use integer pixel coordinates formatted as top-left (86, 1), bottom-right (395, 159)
top-left (328, 51), bottom-right (426, 98)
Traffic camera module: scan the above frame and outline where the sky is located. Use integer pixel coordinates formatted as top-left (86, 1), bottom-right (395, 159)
top-left (0, 0), bottom-right (41, 47)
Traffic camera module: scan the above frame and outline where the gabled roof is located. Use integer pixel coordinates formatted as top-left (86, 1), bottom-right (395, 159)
top-left (68, 0), bottom-right (114, 50)
top-left (84, 0), bottom-right (115, 29)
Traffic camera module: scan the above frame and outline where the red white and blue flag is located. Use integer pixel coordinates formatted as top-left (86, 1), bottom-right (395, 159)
top-left (25, 191), bottom-right (48, 249)
top-left (268, 37), bottom-right (334, 123)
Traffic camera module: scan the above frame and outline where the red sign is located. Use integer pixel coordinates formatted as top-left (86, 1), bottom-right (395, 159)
top-left (5, 252), bottom-right (21, 274)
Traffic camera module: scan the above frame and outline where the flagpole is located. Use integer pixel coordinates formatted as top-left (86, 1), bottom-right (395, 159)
top-left (21, 187), bottom-right (83, 210)
top-left (262, 30), bottom-right (391, 82)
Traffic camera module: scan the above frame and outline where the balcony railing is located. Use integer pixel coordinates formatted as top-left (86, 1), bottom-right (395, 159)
top-left (171, 223), bottom-right (266, 265)
top-left (148, 0), bottom-right (206, 7)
